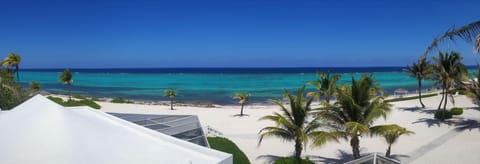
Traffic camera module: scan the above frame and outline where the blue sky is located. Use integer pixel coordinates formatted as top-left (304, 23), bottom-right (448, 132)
top-left (0, 0), bottom-right (479, 68)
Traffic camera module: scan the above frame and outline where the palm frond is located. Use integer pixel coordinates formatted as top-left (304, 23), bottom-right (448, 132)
top-left (423, 20), bottom-right (480, 57)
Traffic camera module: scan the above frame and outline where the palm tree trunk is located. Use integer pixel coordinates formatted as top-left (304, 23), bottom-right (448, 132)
top-left (68, 84), bottom-right (72, 101)
top-left (294, 137), bottom-right (302, 160)
top-left (438, 87), bottom-right (445, 110)
top-left (15, 65), bottom-right (19, 83)
top-left (240, 104), bottom-right (244, 116)
top-left (386, 144), bottom-right (392, 157)
top-left (325, 94), bottom-right (330, 103)
top-left (350, 136), bottom-right (361, 159)
top-left (418, 80), bottom-right (425, 108)
top-left (170, 98), bottom-right (174, 110)
top-left (443, 86), bottom-right (449, 111)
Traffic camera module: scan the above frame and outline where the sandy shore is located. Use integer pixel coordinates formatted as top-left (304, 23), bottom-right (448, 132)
top-left (51, 93), bottom-right (480, 163)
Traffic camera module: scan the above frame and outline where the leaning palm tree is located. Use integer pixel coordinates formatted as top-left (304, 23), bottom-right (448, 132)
top-left (370, 124), bottom-right (415, 157)
top-left (404, 58), bottom-right (434, 108)
top-left (59, 69), bottom-right (73, 100)
top-left (258, 86), bottom-right (339, 161)
top-left (164, 89), bottom-right (176, 110)
top-left (1, 53), bottom-right (21, 82)
top-left (233, 92), bottom-right (249, 116)
top-left (318, 74), bottom-right (392, 159)
top-left (432, 51), bottom-right (468, 112)
top-left (423, 20), bottom-right (480, 58)
top-left (308, 71), bottom-right (341, 103)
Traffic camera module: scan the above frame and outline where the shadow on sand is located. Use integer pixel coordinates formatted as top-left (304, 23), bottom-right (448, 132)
top-left (397, 107), bottom-right (437, 114)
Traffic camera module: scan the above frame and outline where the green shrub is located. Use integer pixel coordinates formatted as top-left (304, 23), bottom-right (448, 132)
top-left (90, 97), bottom-right (100, 101)
top-left (450, 107), bottom-right (463, 115)
top-left (48, 96), bottom-right (101, 109)
top-left (274, 157), bottom-right (314, 164)
top-left (111, 97), bottom-right (134, 104)
top-left (207, 137), bottom-right (250, 164)
top-left (72, 94), bottom-right (86, 100)
top-left (434, 110), bottom-right (452, 119)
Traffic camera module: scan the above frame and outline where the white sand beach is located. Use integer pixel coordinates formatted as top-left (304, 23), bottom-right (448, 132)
top-left (76, 94), bottom-right (480, 164)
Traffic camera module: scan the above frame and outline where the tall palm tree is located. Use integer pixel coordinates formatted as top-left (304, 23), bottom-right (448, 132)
top-left (164, 89), bottom-right (176, 110)
top-left (1, 53), bottom-right (21, 82)
top-left (308, 71), bottom-right (341, 103)
top-left (404, 58), bottom-right (434, 108)
top-left (370, 124), bottom-right (415, 157)
top-left (233, 92), bottom-right (249, 116)
top-left (432, 52), bottom-right (468, 113)
top-left (60, 69), bottom-right (73, 101)
top-left (317, 74), bottom-right (392, 159)
top-left (258, 86), bottom-right (339, 160)
top-left (423, 20), bottom-right (480, 58)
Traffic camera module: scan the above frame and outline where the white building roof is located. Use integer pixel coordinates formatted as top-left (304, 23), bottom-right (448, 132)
top-left (0, 95), bottom-right (232, 164)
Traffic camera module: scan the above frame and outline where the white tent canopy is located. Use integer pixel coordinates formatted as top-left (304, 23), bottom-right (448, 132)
top-left (0, 95), bottom-right (232, 164)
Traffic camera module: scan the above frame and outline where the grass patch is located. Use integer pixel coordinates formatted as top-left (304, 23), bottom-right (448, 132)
top-left (110, 97), bottom-right (134, 104)
top-left (385, 93), bottom-right (438, 103)
top-left (72, 94), bottom-right (87, 100)
top-left (207, 137), bottom-right (250, 164)
top-left (48, 96), bottom-right (101, 109)
top-left (274, 157), bottom-right (314, 164)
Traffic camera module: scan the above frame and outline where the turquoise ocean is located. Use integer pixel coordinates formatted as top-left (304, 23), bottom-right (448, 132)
top-left (19, 67), bottom-right (474, 105)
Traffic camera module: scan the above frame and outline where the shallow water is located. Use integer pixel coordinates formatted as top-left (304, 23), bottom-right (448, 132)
top-left (20, 67), bottom-right (468, 104)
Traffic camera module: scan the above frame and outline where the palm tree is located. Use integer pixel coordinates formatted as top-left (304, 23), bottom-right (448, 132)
top-left (29, 81), bottom-right (41, 93)
top-left (423, 20), bottom-right (480, 58)
top-left (258, 86), bottom-right (339, 160)
top-left (1, 53), bottom-right (21, 82)
top-left (370, 124), bottom-right (415, 157)
top-left (432, 52), bottom-right (468, 112)
top-left (308, 71), bottom-right (341, 103)
top-left (60, 69), bottom-right (73, 100)
top-left (317, 74), bottom-right (392, 159)
top-left (164, 89), bottom-right (176, 110)
top-left (233, 92), bottom-right (249, 116)
top-left (404, 58), bottom-right (434, 108)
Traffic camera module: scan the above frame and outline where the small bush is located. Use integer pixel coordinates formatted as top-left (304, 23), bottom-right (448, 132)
top-left (434, 110), bottom-right (452, 119)
top-left (111, 97), bottom-right (134, 104)
top-left (48, 96), bottom-right (101, 109)
top-left (72, 94), bottom-right (86, 100)
top-left (450, 107), bottom-right (463, 115)
top-left (274, 157), bottom-right (314, 164)
top-left (90, 97), bottom-right (100, 101)
top-left (207, 137), bottom-right (250, 164)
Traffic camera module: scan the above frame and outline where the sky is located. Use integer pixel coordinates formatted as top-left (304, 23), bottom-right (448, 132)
top-left (0, 0), bottom-right (479, 68)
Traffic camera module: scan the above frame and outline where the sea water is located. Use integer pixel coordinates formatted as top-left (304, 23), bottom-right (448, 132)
top-left (19, 67), bottom-right (473, 105)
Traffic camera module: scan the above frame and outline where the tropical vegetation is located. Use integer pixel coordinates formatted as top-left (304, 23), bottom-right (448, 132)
top-left (0, 53), bottom-right (41, 110)
top-left (307, 71), bottom-right (341, 103)
top-left (1, 52), bottom-right (21, 82)
top-left (47, 96), bottom-right (101, 109)
top-left (164, 89), bottom-right (177, 110)
top-left (404, 57), bottom-right (433, 108)
top-left (317, 74), bottom-right (392, 159)
top-left (233, 92), bottom-right (249, 116)
top-left (370, 124), bottom-right (414, 157)
top-left (258, 86), bottom-right (339, 161)
top-left (207, 136), bottom-right (250, 164)
top-left (423, 20), bottom-right (480, 57)
top-left (431, 51), bottom-right (468, 117)
top-left (60, 69), bottom-right (74, 100)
